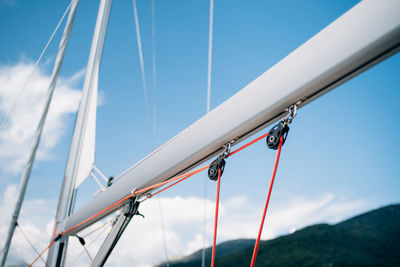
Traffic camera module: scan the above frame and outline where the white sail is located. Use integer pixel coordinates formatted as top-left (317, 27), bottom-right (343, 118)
top-left (74, 67), bottom-right (98, 188)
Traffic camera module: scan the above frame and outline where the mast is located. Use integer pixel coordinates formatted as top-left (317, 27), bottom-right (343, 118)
top-left (46, 0), bottom-right (112, 266)
top-left (0, 1), bottom-right (80, 266)
top-left (63, 0), bottom-right (400, 234)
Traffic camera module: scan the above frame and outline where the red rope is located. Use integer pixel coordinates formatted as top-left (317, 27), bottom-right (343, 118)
top-left (139, 131), bottom-right (271, 202)
top-left (29, 131), bottom-right (272, 266)
top-left (250, 136), bottom-right (283, 267)
top-left (228, 132), bottom-right (269, 158)
top-left (62, 194), bottom-right (133, 236)
top-left (134, 165), bottom-right (210, 195)
top-left (211, 168), bottom-right (222, 267)
top-left (141, 173), bottom-right (194, 202)
top-left (28, 239), bottom-right (55, 267)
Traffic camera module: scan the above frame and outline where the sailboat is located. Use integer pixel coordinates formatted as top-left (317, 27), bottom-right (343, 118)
top-left (1, 0), bottom-right (400, 266)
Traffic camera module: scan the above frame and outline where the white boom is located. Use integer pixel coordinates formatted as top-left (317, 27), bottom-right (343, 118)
top-left (63, 0), bottom-right (400, 235)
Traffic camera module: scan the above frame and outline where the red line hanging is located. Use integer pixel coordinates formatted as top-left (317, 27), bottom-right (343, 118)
top-left (250, 136), bottom-right (284, 267)
top-left (211, 169), bottom-right (222, 267)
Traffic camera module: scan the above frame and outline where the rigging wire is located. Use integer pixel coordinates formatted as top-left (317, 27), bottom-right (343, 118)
top-left (156, 196), bottom-right (170, 267)
top-left (70, 222), bottom-right (112, 265)
top-left (81, 219), bottom-right (113, 239)
top-left (203, 1), bottom-right (214, 265)
top-left (16, 223), bottom-right (46, 264)
top-left (151, 0), bottom-right (157, 148)
top-left (28, 240), bottom-right (56, 267)
top-left (0, 1), bottom-right (72, 130)
top-left (132, 1), bottom-right (170, 265)
top-left (206, 0), bottom-right (214, 113)
top-left (76, 235), bottom-right (94, 261)
top-left (150, 1), bottom-right (169, 265)
top-left (132, 0), bottom-right (151, 131)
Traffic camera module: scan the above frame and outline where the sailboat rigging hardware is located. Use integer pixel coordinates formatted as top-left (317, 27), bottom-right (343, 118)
top-left (123, 197), bottom-right (141, 218)
top-left (266, 104), bottom-right (297, 150)
top-left (90, 197), bottom-right (140, 266)
top-left (267, 123), bottom-right (289, 149)
top-left (54, 234), bottom-right (63, 242)
top-left (282, 103), bottom-right (297, 125)
top-left (251, 105), bottom-right (299, 266)
top-left (209, 141), bottom-right (233, 267)
top-left (124, 197), bottom-right (144, 219)
top-left (208, 141), bottom-right (232, 180)
top-left (107, 176), bottom-right (114, 187)
top-left (76, 235), bottom-right (86, 246)
top-left (208, 157), bottom-right (225, 181)
top-left (75, 235), bottom-right (93, 261)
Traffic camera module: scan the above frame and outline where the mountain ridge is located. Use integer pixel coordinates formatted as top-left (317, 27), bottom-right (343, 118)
top-left (160, 204), bottom-right (400, 267)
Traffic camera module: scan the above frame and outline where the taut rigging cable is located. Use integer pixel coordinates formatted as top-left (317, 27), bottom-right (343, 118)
top-left (70, 221), bottom-right (112, 265)
top-left (16, 223), bottom-right (45, 264)
top-left (132, 1), bottom-right (170, 265)
top-left (132, 0), bottom-right (151, 130)
top-left (0, 1), bottom-right (72, 130)
top-left (203, 1), bottom-right (215, 265)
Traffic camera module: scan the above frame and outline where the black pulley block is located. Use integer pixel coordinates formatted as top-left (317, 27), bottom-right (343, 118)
top-left (266, 122), bottom-right (289, 150)
top-left (208, 157), bottom-right (226, 181)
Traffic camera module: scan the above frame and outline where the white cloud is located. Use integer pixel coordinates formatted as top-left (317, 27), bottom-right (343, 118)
top-left (0, 184), bottom-right (56, 266)
top-left (0, 60), bottom-right (83, 174)
top-left (0, 184), bottom-right (370, 267)
top-left (101, 193), bottom-right (369, 267)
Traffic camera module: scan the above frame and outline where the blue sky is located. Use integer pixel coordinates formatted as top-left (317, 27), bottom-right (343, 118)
top-left (0, 0), bottom-right (399, 266)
